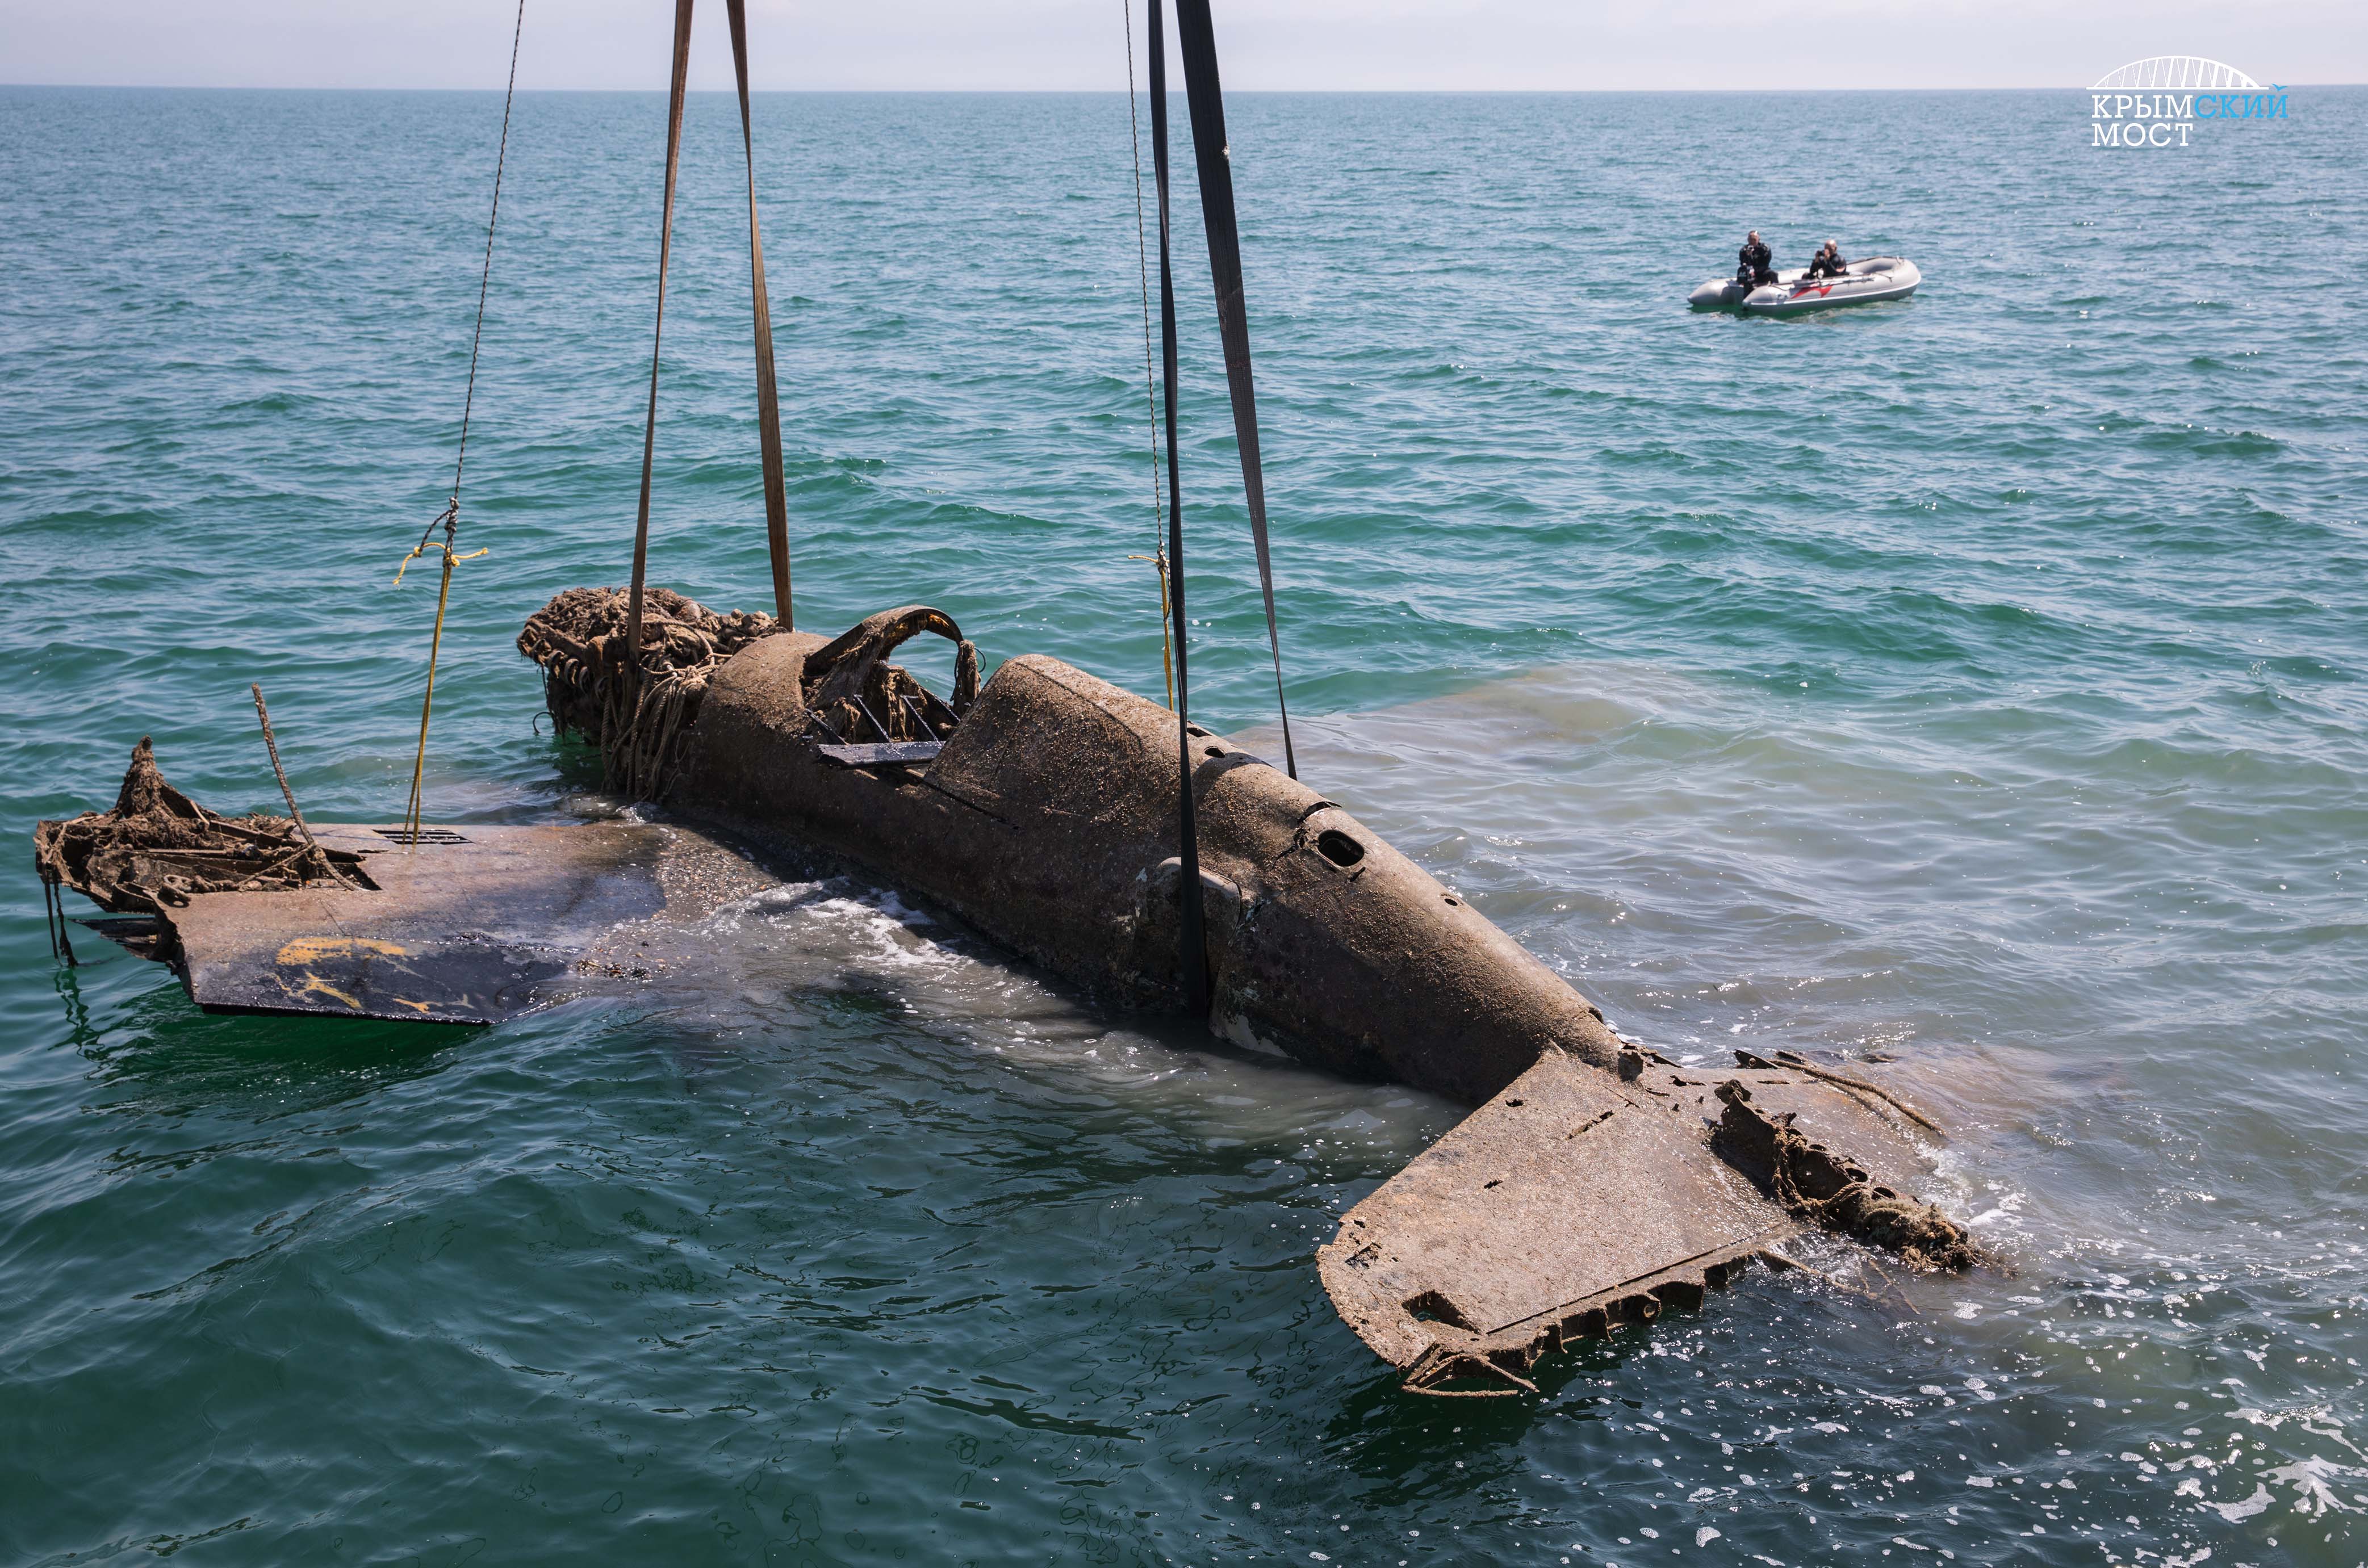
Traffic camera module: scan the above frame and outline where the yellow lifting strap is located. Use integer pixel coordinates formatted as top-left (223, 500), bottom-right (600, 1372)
top-left (394, 530), bottom-right (489, 842)
top-left (1127, 552), bottom-right (1178, 711)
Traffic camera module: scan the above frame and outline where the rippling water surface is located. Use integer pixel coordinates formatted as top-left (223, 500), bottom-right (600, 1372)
top-left (4, 84), bottom-right (2366, 1566)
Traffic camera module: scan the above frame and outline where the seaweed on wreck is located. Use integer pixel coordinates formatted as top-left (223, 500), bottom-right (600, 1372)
top-left (516, 586), bottom-right (780, 799)
top-left (33, 739), bottom-right (371, 915)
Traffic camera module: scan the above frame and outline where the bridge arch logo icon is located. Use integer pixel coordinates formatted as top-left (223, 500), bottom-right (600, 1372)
top-left (2087, 58), bottom-right (2287, 148)
top-left (2090, 56), bottom-right (2258, 92)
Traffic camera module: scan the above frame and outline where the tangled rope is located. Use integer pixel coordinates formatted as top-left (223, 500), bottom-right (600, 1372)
top-left (518, 586), bottom-right (778, 800)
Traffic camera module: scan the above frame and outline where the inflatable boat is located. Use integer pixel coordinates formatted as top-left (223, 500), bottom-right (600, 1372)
top-left (1689, 256), bottom-right (1921, 315)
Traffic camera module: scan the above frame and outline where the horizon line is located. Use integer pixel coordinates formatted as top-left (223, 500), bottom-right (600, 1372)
top-left (3, 81), bottom-right (2357, 94)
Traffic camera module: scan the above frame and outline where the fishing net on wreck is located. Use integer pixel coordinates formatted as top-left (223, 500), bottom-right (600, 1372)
top-left (34, 739), bottom-right (368, 915)
top-left (517, 586), bottom-right (780, 800)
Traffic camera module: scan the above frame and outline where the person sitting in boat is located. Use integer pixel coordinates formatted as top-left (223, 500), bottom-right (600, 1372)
top-left (1737, 230), bottom-right (1775, 287)
top-left (1804, 240), bottom-right (1850, 279)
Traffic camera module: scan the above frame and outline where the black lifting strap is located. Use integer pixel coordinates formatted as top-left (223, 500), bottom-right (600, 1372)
top-left (726, 0), bottom-right (793, 630)
top-left (1148, 0), bottom-right (1208, 1014)
top-left (1174, 0), bottom-right (1297, 781)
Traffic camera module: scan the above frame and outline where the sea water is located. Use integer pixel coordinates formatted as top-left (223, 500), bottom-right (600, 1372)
top-left (2, 85), bottom-right (2364, 1565)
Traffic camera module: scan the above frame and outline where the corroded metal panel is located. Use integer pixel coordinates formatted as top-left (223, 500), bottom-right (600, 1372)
top-left (1319, 1053), bottom-right (1786, 1388)
top-left (1318, 1053), bottom-right (1959, 1393)
top-left (160, 822), bottom-right (747, 1024)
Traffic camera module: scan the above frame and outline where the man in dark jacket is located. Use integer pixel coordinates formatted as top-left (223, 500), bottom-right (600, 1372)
top-left (1805, 240), bottom-right (1850, 279)
top-left (1737, 230), bottom-right (1775, 287)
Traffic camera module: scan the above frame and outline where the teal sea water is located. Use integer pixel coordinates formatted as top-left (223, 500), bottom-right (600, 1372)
top-left (5, 82), bottom-right (2366, 1565)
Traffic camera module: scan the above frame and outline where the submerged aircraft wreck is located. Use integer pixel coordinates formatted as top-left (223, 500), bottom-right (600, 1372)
top-left (34, 0), bottom-right (1982, 1395)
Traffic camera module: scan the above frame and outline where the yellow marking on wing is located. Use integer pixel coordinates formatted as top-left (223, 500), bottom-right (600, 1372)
top-left (283, 974), bottom-right (365, 1011)
top-left (275, 937), bottom-right (408, 966)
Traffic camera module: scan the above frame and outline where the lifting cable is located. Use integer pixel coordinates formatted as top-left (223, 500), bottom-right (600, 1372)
top-left (395, 0), bottom-right (524, 842)
top-left (1174, 0), bottom-right (1297, 781)
top-left (1122, 0), bottom-right (1175, 712)
top-left (727, 0), bottom-right (794, 631)
top-left (1147, 0), bottom-right (1209, 1015)
top-left (628, 0), bottom-right (796, 702)
top-left (1140, 0), bottom-right (1298, 1011)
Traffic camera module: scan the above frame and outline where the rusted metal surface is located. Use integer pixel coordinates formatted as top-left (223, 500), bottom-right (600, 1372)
top-left (800, 603), bottom-right (974, 740)
top-left (1319, 1052), bottom-right (1787, 1394)
top-left (36, 592), bottom-right (1986, 1396)
top-left (154, 821), bottom-right (767, 1024)
top-left (1319, 1052), bottom-right (1968, 1394)
top-left (1709, 1078), bottom-right (1982, 1269)
top-left (815, 740), bottom-right (943, 769)
top-left (534, 591), bottom-right (1988, 1389)
top-left (77, 916), bottom-right (168, 962)
top-left (666, 623), bottom-right (1626, 1106)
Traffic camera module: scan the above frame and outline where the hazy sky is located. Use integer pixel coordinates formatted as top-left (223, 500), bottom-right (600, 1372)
top-left (0, 0), bottom-right (2357, 92)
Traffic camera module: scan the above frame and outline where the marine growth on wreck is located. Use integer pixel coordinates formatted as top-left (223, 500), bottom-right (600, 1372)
top-left (28, 0), bottom-right (1989, 1402)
